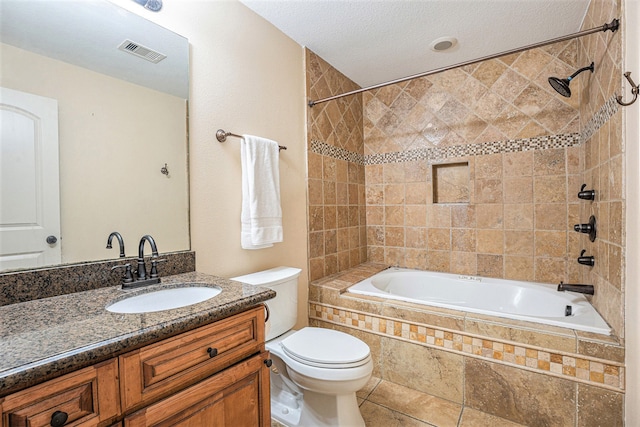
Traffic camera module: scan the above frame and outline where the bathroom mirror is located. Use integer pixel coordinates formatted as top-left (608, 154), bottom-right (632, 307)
top-left (0, 0), bottom-right (190, 272)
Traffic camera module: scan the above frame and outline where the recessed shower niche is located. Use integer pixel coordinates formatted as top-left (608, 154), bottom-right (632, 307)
top-left (432, 162), bottom-right (470, 203)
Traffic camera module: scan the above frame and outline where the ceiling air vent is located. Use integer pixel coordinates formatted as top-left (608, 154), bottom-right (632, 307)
top-left (118, 40), bottom-right (166, 64)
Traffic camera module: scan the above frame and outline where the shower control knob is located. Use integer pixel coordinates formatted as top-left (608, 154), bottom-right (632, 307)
top-left (577, 249), bottom-right (595, 267)
top-left (573, 215), bottom-right (597, 242)
top-left (578, 184), bottom-right (596, 200)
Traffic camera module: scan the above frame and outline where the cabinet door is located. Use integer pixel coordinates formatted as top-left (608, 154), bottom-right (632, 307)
top-left (124, 352), bottom-right (270, 427)
top-left (119, 306), bottom-right (265, 412)
top-left (0, 359), bottom-right (120, 427)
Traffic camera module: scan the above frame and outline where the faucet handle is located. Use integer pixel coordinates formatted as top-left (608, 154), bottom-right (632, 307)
top-left (150, 258), bottom-right (166, 278)
top-left (111, 263), bottom-right (134, 284)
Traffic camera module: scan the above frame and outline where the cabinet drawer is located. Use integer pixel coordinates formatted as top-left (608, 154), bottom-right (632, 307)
top-left (119, 306), bottom-right (265, 412)
top-left (124, 351), bottom-right (271, 427)
top-left (0, 358), bottom-right (120, 427)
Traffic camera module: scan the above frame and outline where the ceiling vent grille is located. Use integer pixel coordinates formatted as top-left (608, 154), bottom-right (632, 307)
top-left (118, 40), bottom-right (166, 63)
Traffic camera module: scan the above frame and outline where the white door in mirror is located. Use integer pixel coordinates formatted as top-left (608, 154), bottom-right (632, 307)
top-left (0, 87), bottom-right (61, 270)
top-left (106, 287), bottom-right (222, 314)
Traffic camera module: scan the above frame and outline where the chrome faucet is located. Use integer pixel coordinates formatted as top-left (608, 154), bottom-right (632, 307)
top-left (136, 235), bottom-right (159, 281)
top-left (106, 232), bottom-right (125, 257)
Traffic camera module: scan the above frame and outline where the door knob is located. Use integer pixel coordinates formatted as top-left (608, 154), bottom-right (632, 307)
top-left (46, 235), bottom-right (58, 244)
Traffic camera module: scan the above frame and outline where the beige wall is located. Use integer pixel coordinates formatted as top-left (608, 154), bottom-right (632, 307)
top-left (112, 0), bottom-right (309, 327)
top-left (1, 43), bottom-right (189, 264)
top-left (624, 0), bottom-right (640, 422)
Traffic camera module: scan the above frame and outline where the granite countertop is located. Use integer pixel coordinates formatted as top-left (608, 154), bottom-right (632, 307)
top-left (0, 272), bottom-right (275, 396)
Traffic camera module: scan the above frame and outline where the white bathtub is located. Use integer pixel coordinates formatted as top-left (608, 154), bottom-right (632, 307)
top-left (348, 268), bottom-right (611, 335)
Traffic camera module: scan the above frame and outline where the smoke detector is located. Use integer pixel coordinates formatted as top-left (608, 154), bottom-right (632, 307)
top-left (118, 40), bottom-right (166, 63)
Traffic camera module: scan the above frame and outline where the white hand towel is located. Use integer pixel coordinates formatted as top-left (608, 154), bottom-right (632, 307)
top-left (240, 134), bottom-right (283, 249)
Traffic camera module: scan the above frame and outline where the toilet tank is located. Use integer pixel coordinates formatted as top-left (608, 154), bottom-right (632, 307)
top-left (230, 266), bottom-right (302, 341)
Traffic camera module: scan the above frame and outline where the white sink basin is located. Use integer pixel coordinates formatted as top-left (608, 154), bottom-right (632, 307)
top-left (106, 286), bottom-right (221, 314)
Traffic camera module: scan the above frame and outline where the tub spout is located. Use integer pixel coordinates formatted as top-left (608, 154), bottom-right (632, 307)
top-left (557, 281), bottom-right (594, 295)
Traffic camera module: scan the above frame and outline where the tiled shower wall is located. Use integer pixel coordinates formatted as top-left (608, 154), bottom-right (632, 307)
top-left (362, 40), bottom-right (586, 283)
top-left (306, 2), bottom-right (624, 337)
top-left (306, 50), bottom-right (367, 282)
top-left (578, 0), bottom-right (624, 337)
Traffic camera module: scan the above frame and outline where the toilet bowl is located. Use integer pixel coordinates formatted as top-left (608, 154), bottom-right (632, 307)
top-left (231, 267), bottom-right (373, 427)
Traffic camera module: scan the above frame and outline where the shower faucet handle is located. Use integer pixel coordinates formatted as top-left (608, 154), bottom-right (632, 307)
top-left (574, 215), bottom-right (597, 242)
top-left (578, 184), bottom-right (596, 200)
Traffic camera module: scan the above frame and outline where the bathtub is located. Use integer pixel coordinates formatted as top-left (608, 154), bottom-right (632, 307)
top-left (348, 268), bottom-right (611, 335)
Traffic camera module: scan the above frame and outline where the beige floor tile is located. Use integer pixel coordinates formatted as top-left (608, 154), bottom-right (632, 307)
top-left (361, 401), bottom-right (433, 427)
top-left (459, 407), bottom-right (527, 427)
top-left (270, 419), bottom-right (287, 427)
top-left (367, 380), bottom-right (461, 427)
top-left (357, 376), bottom-right (382, 399)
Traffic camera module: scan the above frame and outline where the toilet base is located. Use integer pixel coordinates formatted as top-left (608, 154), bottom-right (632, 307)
top-left (271, 389), bottom-right (364, 427)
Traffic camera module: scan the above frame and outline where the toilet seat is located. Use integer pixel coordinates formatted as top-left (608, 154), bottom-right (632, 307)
top-left (280, 327), bottom-right (370, 369)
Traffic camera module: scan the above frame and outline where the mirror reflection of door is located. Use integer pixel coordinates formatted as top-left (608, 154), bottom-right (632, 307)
top-left (0, 87), bottom-right (61, 270)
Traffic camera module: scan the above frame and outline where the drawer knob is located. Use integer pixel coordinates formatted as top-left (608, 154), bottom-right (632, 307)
top-left (264, 358), bottom-right (273, 367)
top-left (207, 347), bottom-right (218, 358)
top-left (50, 410), bottom-right (68, 427)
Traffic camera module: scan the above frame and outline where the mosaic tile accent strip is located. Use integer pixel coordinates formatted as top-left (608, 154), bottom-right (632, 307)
top-left (580, 95), bottom-right (620, 144)
top-left (311, 134), bottom-right (580, 166)
top-left (310, 96), bottom-right (618, 166)
top-left (309, 302), bottom-right (625, 392)
top-left (310, 139), bottom-right (365, 164)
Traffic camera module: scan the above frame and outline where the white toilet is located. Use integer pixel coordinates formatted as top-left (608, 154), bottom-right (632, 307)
top-left (231, 266), bottom-right (373, 427)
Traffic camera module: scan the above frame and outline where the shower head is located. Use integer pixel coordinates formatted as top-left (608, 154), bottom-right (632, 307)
top-left (548, 62), bottom-right (595, 97)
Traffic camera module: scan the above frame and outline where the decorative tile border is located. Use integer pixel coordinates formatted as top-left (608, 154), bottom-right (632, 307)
top-left (310, 95), bottom-right (619, 166)
top-left (580, 95), bottom-right (620, 144)
top-left (310, 140), bottom-right (365, 164)
top-left (309, 302), bottom-right (625, 393)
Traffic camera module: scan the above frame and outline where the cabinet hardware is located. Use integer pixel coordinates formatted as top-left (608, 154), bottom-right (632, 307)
top-left (50, 410), bottom-right (68, 427)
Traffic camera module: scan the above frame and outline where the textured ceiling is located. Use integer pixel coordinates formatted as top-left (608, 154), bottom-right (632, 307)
top-left (240, 0), bottom-right (591, 88)
top-left (0, 0), bottom-right (189, 98)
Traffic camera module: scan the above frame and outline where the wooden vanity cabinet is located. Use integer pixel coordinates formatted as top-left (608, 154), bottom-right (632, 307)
top-left (0, 359), bottom-right (120, 427)
top-left (1, 305), bottom-right (270, 427)
top-left (119, 306), bottom-right (265, 413)
top-left (124, 351), bottom-right (271, 427)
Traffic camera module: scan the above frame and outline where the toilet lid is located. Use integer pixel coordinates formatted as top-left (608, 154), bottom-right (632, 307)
top-left (280, 327), bottom-right (370, 368)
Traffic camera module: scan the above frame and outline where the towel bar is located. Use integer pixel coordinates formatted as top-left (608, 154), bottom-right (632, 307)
top-left (216, 129), bottom-right (287, 151)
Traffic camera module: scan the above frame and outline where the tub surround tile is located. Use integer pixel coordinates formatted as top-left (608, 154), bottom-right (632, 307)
top-left (0, 251), bottom-right (195, 306)
top-left (309, 263), bottom-right (624, 394)
top-left (464, 358), bottom-right (576, 427)
top-left (382, 303), bottom-right (465, 332)
top-left (463, 318), bottom-right (577, 353)
top-left (381, 337), bottom-right (464, 403)
top-left (577, 383), bottom-right (624, 427)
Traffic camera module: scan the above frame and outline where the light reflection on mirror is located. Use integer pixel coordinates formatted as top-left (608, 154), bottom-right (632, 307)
top-left (0, 0), bottom-right (190, 272)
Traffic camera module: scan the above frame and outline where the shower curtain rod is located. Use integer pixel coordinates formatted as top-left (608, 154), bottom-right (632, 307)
top-left (308, 18), bottom-right (620, 107)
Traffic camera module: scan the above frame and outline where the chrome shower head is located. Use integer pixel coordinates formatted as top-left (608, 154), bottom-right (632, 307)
top-left (548, 62), bottom-right (594, 97)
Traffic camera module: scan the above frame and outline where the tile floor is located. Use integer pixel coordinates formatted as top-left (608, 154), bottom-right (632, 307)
top-left (271, 377), bottom-right (527, 427)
